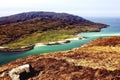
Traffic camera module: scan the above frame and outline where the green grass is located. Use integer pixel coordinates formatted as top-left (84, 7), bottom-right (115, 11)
top-left (4, 26), bottom-right (101, 48)
top-left (5, 29), bottom-right (77, 48)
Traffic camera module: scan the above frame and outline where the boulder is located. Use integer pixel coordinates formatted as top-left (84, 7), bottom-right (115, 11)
top-left (9, 64), bottom-right (30, 80)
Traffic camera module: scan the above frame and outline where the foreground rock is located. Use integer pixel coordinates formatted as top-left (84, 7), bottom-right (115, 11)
top-left (9, 64), bottom-right (30, 80)
top-left (0, 58), bottom-right (120, 80)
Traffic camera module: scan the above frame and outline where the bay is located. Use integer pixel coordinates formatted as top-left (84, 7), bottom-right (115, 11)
top-left (0, 17), bottom-right (120, 66)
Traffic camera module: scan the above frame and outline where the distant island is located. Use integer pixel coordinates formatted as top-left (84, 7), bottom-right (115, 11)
top-left (0, 11), bottom-right (107, 52)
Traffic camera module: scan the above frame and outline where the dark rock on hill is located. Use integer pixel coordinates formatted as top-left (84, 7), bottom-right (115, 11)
top-left (0, 11), bottom-right (93, 25)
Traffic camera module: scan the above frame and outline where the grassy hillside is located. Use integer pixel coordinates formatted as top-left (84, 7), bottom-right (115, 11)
top-left (82, 36), bottom-right (120, 47)
top-left (0, 36), bottom-right (120, 80)
top-left (0, 11), bottom-right (107, 48)
top-left (0, 17), bottom-right (106, 48)
top-left (5, 30), bottom-right (76, 48)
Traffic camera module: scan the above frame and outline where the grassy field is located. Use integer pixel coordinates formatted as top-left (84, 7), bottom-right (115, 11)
top-left (3, 25), bottom-right (101, 48)
top-left (4, 29), bottom-right (78, 48)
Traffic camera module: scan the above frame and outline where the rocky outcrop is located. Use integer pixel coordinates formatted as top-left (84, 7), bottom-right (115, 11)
top-left (9, 64), bottom-right (30, 80)
top-left (0, 45), bottom-right (34, 52)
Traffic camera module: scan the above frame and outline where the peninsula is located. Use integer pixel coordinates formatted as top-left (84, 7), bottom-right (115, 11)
top-left (0, 12), bottom-right (107, 52)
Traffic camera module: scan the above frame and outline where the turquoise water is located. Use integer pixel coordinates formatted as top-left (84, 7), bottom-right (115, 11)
top-left (80, 17), bottom-right (120, 36)
top-left (0, 17), bottom-right (120, 66)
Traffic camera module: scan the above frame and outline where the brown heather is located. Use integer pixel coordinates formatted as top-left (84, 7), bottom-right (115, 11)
top-left (0, 36), bottom-right (120, 80)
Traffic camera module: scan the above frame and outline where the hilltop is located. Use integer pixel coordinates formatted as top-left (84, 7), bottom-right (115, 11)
top-left (0, 11), bottom-right (93, 25)
top-left (0, 36), bottom-right (120, 80)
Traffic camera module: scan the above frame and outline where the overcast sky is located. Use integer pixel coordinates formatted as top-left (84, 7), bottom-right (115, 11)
top-left (0, 0), bottom-right (120, 17)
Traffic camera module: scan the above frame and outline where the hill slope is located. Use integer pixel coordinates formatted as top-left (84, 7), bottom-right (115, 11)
top-left (0, 12), bottom-right (107, 48)
top-left (0, 12), bottom-right (95, 25)
top-left (0, 36), bottom-right (120, 80)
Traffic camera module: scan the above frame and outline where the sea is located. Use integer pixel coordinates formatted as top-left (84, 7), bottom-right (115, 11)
top-left (0, 17), bottom-right (120, 66)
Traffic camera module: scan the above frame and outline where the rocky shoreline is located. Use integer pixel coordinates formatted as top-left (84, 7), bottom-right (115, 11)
top-left (35, 37), bottom-right (86, 47)
top-left (0, 23), bottom-right (107, 52)
top-left (0, 45), bottom-right (34, 52)
top-left (0, 36), bottom-right (86, 52)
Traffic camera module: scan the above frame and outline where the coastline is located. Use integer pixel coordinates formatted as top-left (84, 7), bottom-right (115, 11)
top-left (0, 24), bottom-right (108, 52)
top-left (35, 36), bottom-right (86, 47)
top-left (0, 36), bottom-right (86, 52)
top-left (0, 45), bottom-right (34, 52)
